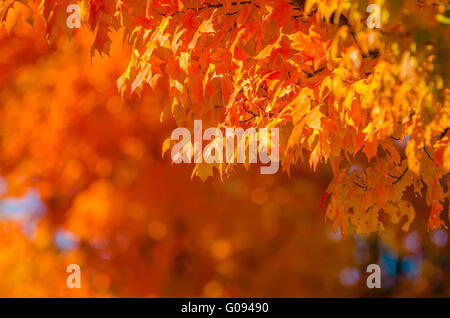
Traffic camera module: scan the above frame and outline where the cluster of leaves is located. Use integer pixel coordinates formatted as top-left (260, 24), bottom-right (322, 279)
top-left (1, 0), bottom-right (449, 235)
top-left (1, 6), bottom-right (364, 297)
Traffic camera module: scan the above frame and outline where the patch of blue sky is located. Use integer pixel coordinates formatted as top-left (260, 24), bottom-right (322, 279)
top-left (54, 229), bottom-right (80, 252)
top-left (0, 186), bottom-right (47, 238)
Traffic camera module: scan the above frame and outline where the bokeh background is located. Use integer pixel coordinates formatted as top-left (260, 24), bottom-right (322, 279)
top-left (0, 3), bottom-right (449, 297)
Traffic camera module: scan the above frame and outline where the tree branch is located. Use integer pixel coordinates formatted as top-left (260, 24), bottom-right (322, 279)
top-left (353, 181), bottom-right (368, 191)
top-left (423, 145), bottom-right (433, 161)
top-left (388, 167), bottom-right (409, 185)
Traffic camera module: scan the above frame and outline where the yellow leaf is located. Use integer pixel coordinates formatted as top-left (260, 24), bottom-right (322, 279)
top-left (162, 137), bottom-right (172, 158)
top-left (192, 163), bottom-right (214, 182)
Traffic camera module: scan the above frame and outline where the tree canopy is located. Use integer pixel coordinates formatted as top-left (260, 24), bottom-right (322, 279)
top-left (1, 0), bottom-right (449, 234)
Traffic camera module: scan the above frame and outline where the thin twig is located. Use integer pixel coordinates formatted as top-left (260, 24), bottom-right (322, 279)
top-left (302, 66), bottom-right (326, 78)
top-left (353, 181), bottom-right (368, 191)
top-left (423, 145), bottom-right (433, 161)
top-left (389, 167), bottom-right (409, 185)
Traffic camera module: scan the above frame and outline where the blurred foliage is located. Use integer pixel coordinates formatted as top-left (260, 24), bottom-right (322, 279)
top-left (0, 1), bottom-right (448, 297)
